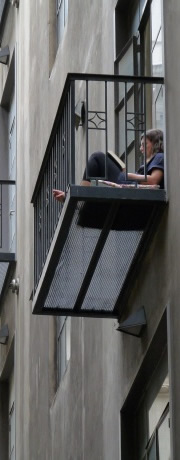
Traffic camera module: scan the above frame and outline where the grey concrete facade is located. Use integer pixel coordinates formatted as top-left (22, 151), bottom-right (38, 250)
top-left (0, 0), bottom-right (178, 459)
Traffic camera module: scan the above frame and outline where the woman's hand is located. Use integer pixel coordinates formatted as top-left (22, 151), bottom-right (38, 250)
top-left (53, 189), bottom-right (65, 202)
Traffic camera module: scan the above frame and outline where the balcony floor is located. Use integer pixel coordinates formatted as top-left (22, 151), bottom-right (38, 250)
top-left (32, 185), bottom-right (167, 318)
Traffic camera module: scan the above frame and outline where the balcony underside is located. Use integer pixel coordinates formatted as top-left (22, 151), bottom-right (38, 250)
top-left (32, 185), bottom-right (167, 318)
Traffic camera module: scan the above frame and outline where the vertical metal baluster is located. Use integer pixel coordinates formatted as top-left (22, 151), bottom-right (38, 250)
top-left (41, 184), bottom-right (44, 271)
top-left (66, 92), bottom-right (68, 189)
top-left (62, 111), bottom-right (65, 197)
top-left (37, 197), bottom-right (40, 285)
top-left (60, 114), bottom-right (63, 200)
top-left (34, 201), bottom-right (37, 288)
top-left (86, 80), bottom-right (89, 180)
top-left (35, 198), bottom-right (38, 286)
top-left (51, 143), bottom-right (54, 242)
top-left (124, 81), bottom-right (128, 180)
top-left (65, 98), bottom-right (67, 190)
top-left (57, 123), bottom-right (61, 218)
top-left (52, 142), bottom-right (55, 239)
top-left (45, 168), bottom-right (47, 257)
top-left (42, 175), bottom-right (45, 270)
top-left (45, 168), bottom-right (48, 258)
top-left (70, 80), bottom-right (75, 184)
top-left (105, 80), bottom-right (108, 180)
top-left (54, 132), bottom-right (58, 229)
top-left (0, 184), bottom-right (2, 249)
top-left (48, 156), bottom-right (50, 248)
top-left (38, 193), bottom-right (41, 279)
top-left (52, 141), bottom-right (55, 233)
top-left (67, 89), bottom-right (70, 187)
top-left (144, 83), bottom-right (147, 180)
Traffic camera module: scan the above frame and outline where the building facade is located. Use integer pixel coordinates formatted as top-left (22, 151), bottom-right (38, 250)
top-left (0, 0), bottom-right (178, 458)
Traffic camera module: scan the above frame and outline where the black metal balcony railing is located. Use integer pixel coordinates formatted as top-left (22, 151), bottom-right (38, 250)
top-left (32, 73), bottom-right (166, 318)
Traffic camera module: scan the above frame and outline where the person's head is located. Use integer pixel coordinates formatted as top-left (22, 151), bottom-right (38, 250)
top-left (140, 129), bottom-right (164, 158)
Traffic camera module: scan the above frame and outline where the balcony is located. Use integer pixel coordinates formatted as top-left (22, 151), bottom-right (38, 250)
top-left (0, 180), bottom-right (16, 301)
top-left (31, 73), bottom-right (166, 319)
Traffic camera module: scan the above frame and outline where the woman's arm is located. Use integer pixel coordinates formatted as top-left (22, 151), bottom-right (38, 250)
top-left (127, 168), bottom-right (164, 186)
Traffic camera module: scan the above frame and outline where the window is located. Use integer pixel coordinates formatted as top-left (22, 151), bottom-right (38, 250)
top-left (56, 0), bottom-right (68, 45)
top-left (8, 368), bottom-right (15, 460)
top-left (121, 311), bottom-right (170, 460)
top-left (57, 316), bottom-right (70, 384)
top-left (114, 0), bottom-right (164, 167)
top-left (137, 372), bottom-right (170, 459)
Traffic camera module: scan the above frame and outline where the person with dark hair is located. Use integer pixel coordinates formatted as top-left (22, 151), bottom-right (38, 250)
top-left (53, 129), bottom-right (164, 202)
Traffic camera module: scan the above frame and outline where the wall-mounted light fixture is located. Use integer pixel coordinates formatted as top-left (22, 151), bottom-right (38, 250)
top-left (0, 324), bottom-right (9, 345)
top-left (9, 277), bottom-right (19, 295)
top-left (0, 46), bottom-right (10, 65)
top-left (117, 307), bottom-right (147, 337)
top-left (75, 100), bottom-right (85, 130)
top-left (11, 0), bottom-right (19, 7)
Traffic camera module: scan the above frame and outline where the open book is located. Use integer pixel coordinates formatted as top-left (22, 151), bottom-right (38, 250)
top-left (107, 150), bottom-right (125, 171)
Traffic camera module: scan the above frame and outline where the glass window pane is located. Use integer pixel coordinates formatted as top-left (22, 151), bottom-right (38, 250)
top-left (66, 317), bottom-right (71, 362)
top-left (151, 0), bottom-right (162, 44)
top-left (148, 376), bottom-right (169, 438)
top-left (65, 0), bottom-right (68, 23)
top-left (158, 412), bottom-right (170, 460)
top-left (60, 324), bottom-right (66, 378)
top-left (57, 0), bottom-right (65, 44)
top-left (152, 29), bottom-right (163, 76)
top-left (154, 85), bottom-right (164, 130)
top-left (147, 436), bottom-right (156, 460)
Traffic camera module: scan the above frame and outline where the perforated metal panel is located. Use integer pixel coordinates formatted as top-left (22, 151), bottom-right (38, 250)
top-left (32, 185), bottom-right (167, 318)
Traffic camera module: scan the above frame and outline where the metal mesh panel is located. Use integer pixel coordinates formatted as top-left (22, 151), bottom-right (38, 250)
top-left (44, 202), bottom-right (102, 310)
top-left (43, 200), bottom-right (143, 315)
top-left (81, 230), bottom-right (143, 312)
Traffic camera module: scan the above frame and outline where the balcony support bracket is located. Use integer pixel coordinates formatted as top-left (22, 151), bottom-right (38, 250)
top-left (116, 307), bottom-right (147, 337)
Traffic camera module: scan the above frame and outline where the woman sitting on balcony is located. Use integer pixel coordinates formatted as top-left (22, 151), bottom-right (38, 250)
top-left (53, 129), bottom-right (164, 202)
